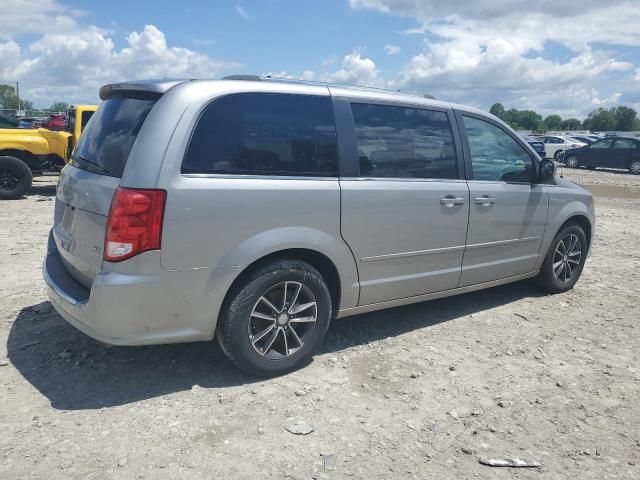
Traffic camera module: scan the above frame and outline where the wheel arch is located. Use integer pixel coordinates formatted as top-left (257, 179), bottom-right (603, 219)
top-left (220, 248), bottom-right (343, 317)
top-left (627, 157), bottom-right (640, 173)
top-left (558, 214), bottom-right (592, 250)
top-left (0, 149), bottom-right (42, 171)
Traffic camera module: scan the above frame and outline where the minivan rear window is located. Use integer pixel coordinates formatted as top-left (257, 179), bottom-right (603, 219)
top-left (70, 97), bottom-right (156, 178)
top-left (183, 93), bottom-right (339, 177)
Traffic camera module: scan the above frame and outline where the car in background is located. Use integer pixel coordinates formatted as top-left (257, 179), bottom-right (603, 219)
top-left (520, 134), bottom-right (545, 158)
top-left (562, 136), bottom-right (640, 174)
top-left (42, 113), bottom-right (66, 131)
top-left (0, 113), bottom-right (19, 128)
top-left (539, 135), bottom-right (586, 160)
top-left (18, 117), bottom-right (40, 129)
top-left (569, 135), bottom-right (599, 145)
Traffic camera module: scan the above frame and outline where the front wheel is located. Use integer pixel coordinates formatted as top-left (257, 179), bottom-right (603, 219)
top-left (217, 259), bottom-right (332, 376)
top-left (565, 155), bottom-right (579, 168)
top-left (535, 223), bottom-right (587, 294)
top-left (629, 159), bottom-right (640, 175)
top-left (0, 156), bottom-right (33, 200)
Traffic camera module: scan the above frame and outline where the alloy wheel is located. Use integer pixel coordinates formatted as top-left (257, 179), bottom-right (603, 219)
top-left (0, 167), bottom-right (20, 191)
top-left (630, 160), bottom-right (640, 175)
top-left (552, 233), bottom-right (582, 283)
top-left (566, 156), bottom-right (578, 168)
top-left (248, 281), bottom-right (317, 359)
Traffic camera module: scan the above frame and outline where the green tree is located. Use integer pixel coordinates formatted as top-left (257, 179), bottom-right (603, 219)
top-left (544, 114), bottom-right (563, 130)
top-left (519, 110), bottom-right (543, 130)
top-left (0, 84), bottom-right (19, 109)
top-left (489, 102), bottom-right (505, 119)
top-left (534, 120), bottom-right (547, 134)
top-left (49, 102), bottom-right (69, 113)
top-left (561, 118), bottom-right (582, 130)
top-left (612, 106), bottom-right (637, 131)
top-left (583, 108), bottom-right (616, 131)
top-left (0, 84), bottom-right (33, 111)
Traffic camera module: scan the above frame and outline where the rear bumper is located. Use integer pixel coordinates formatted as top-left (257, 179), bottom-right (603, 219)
top-left (43, 230), bottom-right (241, 346)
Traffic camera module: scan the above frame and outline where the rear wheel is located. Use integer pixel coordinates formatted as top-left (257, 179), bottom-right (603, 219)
top-left (217, 259), bottom-right (332, 376)
top-left (565, 155), bottom-right (579, 168)
top-left (535, 223), bottom-right (587, 294)
top-left (0, 156), bottom-right (33, 200)
top-left (629, 159), bottom-right (640, 175)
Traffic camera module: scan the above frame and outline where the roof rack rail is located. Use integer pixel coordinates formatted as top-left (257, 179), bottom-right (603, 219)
top-left (262, 75), bottom-right (436, 100)
top-left (219, 74), bottom-right (437, 100)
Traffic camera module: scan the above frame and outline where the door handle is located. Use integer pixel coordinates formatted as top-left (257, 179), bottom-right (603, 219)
top-left (440, 196), bottom-right (465, 207)
top-left (474, 195), bottom-right (496, 206)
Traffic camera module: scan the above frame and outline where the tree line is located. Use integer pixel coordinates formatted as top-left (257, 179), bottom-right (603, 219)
top-left (489, 102), bottom-right (640, 133)
top-left (0, 84), bottom-right (68, 114)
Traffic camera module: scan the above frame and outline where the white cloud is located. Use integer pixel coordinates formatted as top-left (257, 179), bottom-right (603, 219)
top-left (235, 5), bottom-right (252, 21)
top-left (384, 44), bottom-right (401, 55)
top-left (349, 0), bottom-right (639, 117)
top-left (264, 51), bottom-right (383, 88)
top-left (0, 3), bottom-right (238, 107)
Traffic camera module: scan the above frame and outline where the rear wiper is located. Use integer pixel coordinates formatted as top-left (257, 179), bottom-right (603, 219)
top-left (75, 154), bottom-right (109, 174)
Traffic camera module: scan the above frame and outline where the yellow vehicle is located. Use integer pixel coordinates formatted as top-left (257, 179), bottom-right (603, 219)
top-left (0, 104), bottom-right (97, 199)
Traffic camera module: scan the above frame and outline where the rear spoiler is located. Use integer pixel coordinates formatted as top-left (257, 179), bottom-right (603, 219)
top-left (99, 79), bottom-right (190, 100)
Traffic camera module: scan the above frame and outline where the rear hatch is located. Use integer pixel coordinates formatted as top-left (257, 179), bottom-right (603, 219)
top-left (53, 96), bottom-right (156, 288)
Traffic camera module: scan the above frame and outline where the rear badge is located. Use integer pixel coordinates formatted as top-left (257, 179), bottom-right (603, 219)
top-left (90, 245), bottom-right (102, 257)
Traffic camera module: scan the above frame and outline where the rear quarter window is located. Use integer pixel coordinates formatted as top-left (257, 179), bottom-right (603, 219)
top-left (182, 93), bottom-right (339, 177)
top-left (70, 97), bottom-right (156, 178)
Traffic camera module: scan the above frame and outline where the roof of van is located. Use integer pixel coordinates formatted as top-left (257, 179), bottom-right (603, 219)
top-left (98, 76), bottom-right (493, 120)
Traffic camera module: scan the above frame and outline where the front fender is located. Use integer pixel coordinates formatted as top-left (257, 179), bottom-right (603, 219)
top-left (534, 185), bottom-right (595, 269)
top-left (217, 226), bottom-right (359, 310)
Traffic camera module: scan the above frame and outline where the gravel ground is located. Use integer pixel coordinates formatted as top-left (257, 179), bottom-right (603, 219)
top-left (1, 171), bottom-right (639, 479)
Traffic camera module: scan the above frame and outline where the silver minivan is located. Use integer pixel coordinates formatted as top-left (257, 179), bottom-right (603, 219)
top-left (43, 77), bottom-right (595, 375)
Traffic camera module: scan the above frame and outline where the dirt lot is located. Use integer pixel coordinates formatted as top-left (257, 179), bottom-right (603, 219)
top-left (1, 169), bottom-right (639, 479)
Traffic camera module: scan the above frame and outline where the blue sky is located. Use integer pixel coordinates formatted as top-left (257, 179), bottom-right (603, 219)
top-left (2, 0), bottom-right (639, 118)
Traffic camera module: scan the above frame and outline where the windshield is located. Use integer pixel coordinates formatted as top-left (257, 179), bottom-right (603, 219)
top-left (70, 97), bottom-right (156, 177)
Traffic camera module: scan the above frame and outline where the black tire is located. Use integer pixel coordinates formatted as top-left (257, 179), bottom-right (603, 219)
top-left (217, 259), bottom-right (332, 376)
top-left (629, 159), bottom-right (640, 175)
top-left (0, 156), bottom-right (33, 200)
top-left (535, 222), bottom-right (588, 294)
top-left (554, 150), bottom-right (563, 161)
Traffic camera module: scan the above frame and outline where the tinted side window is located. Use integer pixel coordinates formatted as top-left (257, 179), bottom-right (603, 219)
top-left (462, 116), bottom-right (533, 182)
top-left (613, 139), bottom-right (637, 149)
top-left (183, 93), bottom-right (338, 177)
top-left (351, 103), bottom-right (457, 179)
top-left (81, 111), bottom-right (94, 131)
top-left (591, 139), bottom-right (614, 149)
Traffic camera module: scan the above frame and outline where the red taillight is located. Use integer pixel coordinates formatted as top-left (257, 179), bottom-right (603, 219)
top-left (104, 187), bottom-right (166, 262)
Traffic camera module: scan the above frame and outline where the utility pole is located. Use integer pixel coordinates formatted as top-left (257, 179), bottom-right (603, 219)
top-left (15, 81), bottom-right (21, 111)
top-left (568, 83), bottom-right (575, 120)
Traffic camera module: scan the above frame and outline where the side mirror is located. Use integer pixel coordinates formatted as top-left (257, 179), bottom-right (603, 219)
top-left (539, 159), bottom-right (555, 181)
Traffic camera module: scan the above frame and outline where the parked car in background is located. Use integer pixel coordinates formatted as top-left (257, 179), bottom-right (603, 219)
top-left (18, 117), bottom-right (40, 129)
top-left (43, 77), bottom-right (595, 376)
top-left (520, 134), bottom-right (545, 158)
top-left (540, 135), bottom-right (585, 160)
top-left (42, 113), bottom-right (66, 131)
top-left (563, 136), bottom-right (640, 174)
top-left (570, 135), bottom-right (596, 144)
top-left (0, 113), bottom-right (19, 128)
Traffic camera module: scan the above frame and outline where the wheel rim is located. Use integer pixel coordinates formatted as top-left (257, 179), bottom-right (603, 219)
top-left (0, 167), bottom-right (21, 191)
top-left (248, 281), bottom-right (317, 359)
top-left (552, 233), bottom-right (582, 283)
top-left (566, 156), bottom-right (578, 168)
top-left (630, 161), bottom-right (640, 174)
